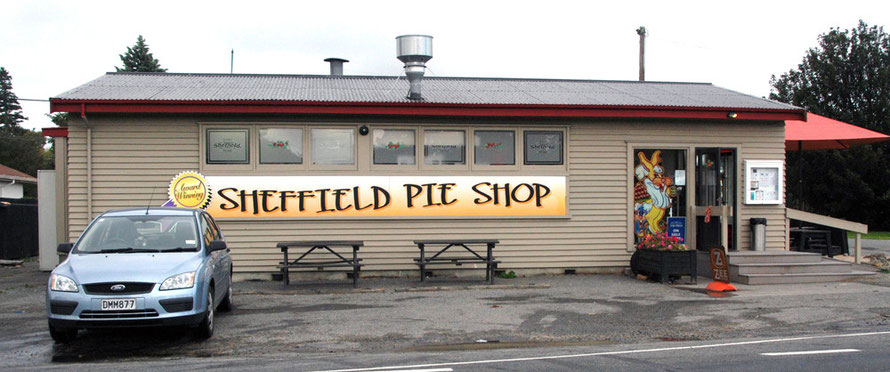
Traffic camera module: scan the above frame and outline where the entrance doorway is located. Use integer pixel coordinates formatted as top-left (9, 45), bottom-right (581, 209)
top-left (632, 149), bottom-right (688, 246)
top-left (694, 148), bottom-right (737, 251)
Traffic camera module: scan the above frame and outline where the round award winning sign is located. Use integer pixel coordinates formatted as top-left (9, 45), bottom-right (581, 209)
top-left (168, 171), bottom-right (211, 209)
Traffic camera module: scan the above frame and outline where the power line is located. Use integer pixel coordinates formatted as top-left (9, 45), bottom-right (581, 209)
top-left (18, 98), bottom-right (49, 102)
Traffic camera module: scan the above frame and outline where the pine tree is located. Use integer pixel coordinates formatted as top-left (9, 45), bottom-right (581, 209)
top-left (0, 67), bottom-right (27, 132)
top-left (0, 66), bottom-right (47, 181)
top-left (116, 35), bottom-right (167, 72)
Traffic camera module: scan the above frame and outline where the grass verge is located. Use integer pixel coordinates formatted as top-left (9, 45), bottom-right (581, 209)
top-left (847, 231), bottom-right (890, 240)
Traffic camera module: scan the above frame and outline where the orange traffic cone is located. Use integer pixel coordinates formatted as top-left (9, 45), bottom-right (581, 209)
top-left (706, 281), bottom-right (737, 292)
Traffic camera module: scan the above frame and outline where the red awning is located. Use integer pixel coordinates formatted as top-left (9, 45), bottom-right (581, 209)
top-left (785, 113), bottom-right (890, 151)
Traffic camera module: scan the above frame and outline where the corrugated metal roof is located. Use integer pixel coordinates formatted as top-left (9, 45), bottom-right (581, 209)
top-left (52, 72), bottom-right (797, 111)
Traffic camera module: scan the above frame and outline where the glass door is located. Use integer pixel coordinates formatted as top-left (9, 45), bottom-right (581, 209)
top-left (694, 148), bottom-right (737, 250)
top-left (633, 149), bottom-right (688, 246)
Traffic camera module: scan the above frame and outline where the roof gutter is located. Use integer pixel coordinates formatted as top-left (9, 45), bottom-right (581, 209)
top-left (50, 99), bottom-right (806, 121)
top-left (0, 175), bottom-right (37, 185)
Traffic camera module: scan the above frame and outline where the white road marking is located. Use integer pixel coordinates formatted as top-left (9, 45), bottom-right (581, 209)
top-left (378, 369), bottom-right (453, 372)
top-left (314, 330), bottom-right (890, 372)
top-left (762, 349), bottom-right (860, 356)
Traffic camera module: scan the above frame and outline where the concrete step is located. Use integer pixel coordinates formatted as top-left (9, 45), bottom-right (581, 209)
top-left (726, 251), bottom-right (823, 264)
top-left (735, 271), bottom-right (875, 285)
top-left (730, 259), bottom-right (852, 275)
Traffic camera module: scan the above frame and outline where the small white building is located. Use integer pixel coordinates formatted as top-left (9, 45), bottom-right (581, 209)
top-left (0, 164), bottom-right (37, 199)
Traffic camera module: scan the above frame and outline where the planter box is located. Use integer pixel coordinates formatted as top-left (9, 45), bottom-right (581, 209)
top-left (631, 249), bottom-right (697, 284)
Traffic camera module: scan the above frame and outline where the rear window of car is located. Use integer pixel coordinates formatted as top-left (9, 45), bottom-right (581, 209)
top-left (75, 215), bottom-right (199, 253)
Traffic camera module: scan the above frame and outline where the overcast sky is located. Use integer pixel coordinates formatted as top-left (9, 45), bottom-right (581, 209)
top-left (3, 0), bottom-right (888, 131)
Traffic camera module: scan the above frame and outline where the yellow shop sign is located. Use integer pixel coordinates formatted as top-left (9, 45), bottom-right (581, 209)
top-left (167, 175), bottom-right (566, 218)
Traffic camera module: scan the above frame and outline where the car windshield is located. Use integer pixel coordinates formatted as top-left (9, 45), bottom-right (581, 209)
top-left (75, 215), bottom-right (200, 253)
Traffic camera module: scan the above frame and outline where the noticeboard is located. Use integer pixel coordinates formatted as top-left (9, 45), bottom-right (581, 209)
top-left (744, 160), bottom-right (784, 205)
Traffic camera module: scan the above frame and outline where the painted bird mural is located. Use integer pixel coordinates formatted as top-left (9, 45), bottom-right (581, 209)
top-left (633, 150), bottom-right (677, 237)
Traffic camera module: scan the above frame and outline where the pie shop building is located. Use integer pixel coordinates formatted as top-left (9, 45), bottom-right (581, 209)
top-left (48, 70), bottom-right (804, 280)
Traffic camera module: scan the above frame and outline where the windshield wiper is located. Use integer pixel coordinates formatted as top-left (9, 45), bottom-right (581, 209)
top-left (161, 247), bottom-right (198, 252)
top-left (99, 247), bottom-right (135, 253)
top-left (127, 248), bottom-right (162, 253)
top-left (98, 247), bottom-right (162, 253)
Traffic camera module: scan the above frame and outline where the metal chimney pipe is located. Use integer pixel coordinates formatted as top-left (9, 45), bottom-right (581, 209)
top-left (324, 58), bottom-right (349, 76)
top-left (396, 35), bottom-right (433, 100)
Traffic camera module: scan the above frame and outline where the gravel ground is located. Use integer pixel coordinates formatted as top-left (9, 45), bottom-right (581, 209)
top-left (3, 259), bottom-right (890, 368)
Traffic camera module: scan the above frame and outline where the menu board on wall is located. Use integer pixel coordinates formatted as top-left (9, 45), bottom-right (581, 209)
top-left (744, 160), bottom-right (783, 205)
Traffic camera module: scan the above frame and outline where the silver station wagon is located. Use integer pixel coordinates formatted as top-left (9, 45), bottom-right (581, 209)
top-left (46, 208), bottom-right (233, 342)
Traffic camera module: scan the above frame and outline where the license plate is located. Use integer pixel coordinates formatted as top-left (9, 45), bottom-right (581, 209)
top-left (100, 298), bottom-right (136, 311)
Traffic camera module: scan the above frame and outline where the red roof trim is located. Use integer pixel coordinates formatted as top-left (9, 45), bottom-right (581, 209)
top-left (50, 99), bottom-right (806, 121)
top-left (41, 127), bottom-right (69, 138)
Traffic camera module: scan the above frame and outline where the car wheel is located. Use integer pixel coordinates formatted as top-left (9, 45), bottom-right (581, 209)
top-left (194, 289), bottom-right (214, 340)
top-left (48, 322), bottom-right (77, 343)
top-left (218, 283), bottom-right (233, 312)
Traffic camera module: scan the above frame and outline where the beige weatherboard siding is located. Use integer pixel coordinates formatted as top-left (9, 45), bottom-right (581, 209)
top-left (65, 116), bottom-right (786, 275)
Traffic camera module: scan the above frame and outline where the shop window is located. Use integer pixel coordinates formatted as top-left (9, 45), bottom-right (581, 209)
top-left (373, 129), bottom-right (416, 165)
top-left (474, 130), bottom-right (515, 165)
top-left (311, 128), bottom-right (355, 165)
top-left (206, 128), bottom-right (249, 164)
top-left (524, 131), bottom-right (563, 165)
top-left (259, 128), bottom-right (303, 164)
top-left (424, 130), bottom-right (465, 165)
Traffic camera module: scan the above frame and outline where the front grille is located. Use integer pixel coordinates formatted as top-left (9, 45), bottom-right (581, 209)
top-left (80, 309), bottom-right (159, 319)
top-left (83, 282), bottom-right (155, 295)
top-left (159, 297), bottom-right (194, 313)
top-left (50, 300), bottom-right (78, 315)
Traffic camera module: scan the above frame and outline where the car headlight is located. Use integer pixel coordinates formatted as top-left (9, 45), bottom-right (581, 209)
top-left (159, 272), bottom-right (196, 290)
top-left (50, 274), bottom-right (78, 292)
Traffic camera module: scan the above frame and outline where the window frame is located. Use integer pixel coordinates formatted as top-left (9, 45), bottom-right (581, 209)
top-left (371, 128), bottom-right (419, 169)
top-left (202, 126), bottom-right (255, 172)
top-left (205, 127), bottom-right (251, 165)
top-left (256, 125), bottom-right (308, 171)
top-left (471, 129), bottom-right (519, 170)
top-left (308, 127), bottom-right (359, 170)
top-left (199, 123), bottom-right (567, 175)
top-left (420, 128), bottom-right (468, 169)
top-left (523, 130), bottom-right (565, 165)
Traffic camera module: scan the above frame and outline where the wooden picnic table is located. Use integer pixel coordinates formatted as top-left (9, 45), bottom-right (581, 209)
top-left (413, 239), bottom-right (500, 284)
top-left (277, 240), bottom-right (364, 287)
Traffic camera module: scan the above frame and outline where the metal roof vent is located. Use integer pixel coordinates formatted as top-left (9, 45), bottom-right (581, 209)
top-left (324, 58), bottom-right (349, 76)
top-left (396, 35), bottom-right (432, 100)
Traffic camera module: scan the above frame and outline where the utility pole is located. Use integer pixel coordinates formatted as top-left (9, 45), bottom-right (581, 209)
top-left (636, 26), bottom-right (647, 81)
top-left (230, 49), bottom-right (234, 74)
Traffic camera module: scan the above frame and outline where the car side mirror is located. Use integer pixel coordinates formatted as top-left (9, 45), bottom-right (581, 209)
top-left (209, 240), bottom-right (227, 252)
top-left (57, 242), bottom-right (74, 254)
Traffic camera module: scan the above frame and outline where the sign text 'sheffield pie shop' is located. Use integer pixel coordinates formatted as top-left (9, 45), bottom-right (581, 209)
top-left (196, 176), bottom-right (566, 218)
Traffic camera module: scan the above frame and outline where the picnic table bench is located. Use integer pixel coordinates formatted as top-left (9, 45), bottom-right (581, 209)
top-left (790, 228), bottom-right (844, 257)
top-left (413, 239), bottom-right (500, 284)
top-left (277, 240), bottom-right (364, 287)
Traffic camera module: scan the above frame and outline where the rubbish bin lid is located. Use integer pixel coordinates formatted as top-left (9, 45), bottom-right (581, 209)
top-left (749, 217), bottom-right (767, 225)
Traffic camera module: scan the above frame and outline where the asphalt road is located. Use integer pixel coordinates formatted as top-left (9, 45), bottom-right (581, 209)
top-left (3, 259), bottom-right (890, 370)
top-left (16, 330), bottom-right (890, 371)
top-left (294, 330), bottom-right (890, 371)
